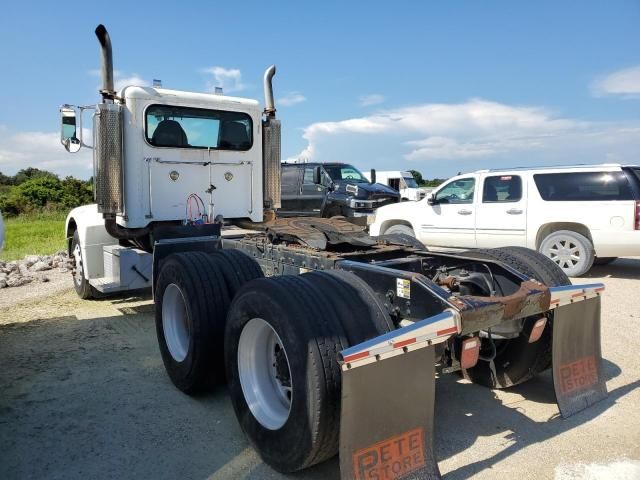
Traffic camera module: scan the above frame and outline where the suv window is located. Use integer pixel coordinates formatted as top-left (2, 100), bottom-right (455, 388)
top-left (534, 171), bottom-right (633, 201)
top-left (483, 175), bottom-right (522, 203)
top-left (435, 178), bottom-right (475, 204)
top-left (145, 105), bottom-right (252, 150)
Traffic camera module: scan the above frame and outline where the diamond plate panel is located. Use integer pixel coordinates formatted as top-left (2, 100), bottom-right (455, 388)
top-left (95, 103), bottom-right (123, 214)
top-left (262, 119), bottom-right (281, 209)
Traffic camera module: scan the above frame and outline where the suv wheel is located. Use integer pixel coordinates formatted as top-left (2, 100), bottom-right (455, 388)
top-left (539, 230), bottom-right (594, 277)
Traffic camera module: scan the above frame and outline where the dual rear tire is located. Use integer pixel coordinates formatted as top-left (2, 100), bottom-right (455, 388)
top-left (155, 252), bottom-right (391, 473)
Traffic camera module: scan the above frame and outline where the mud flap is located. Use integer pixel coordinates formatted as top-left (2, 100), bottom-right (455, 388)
top-left (552, 296), bottom-right (608, 418)
top-left (339, 346), bottom-right (441, 480)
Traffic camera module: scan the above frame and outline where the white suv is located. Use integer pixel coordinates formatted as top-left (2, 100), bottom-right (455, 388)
top-left (370, 164), bottom-right (640, 276)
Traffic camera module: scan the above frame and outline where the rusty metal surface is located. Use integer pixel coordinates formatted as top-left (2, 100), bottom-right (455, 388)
top-left (266, 217), bottom-right (376, 250)
top-left (455, 280), bottom-right (551, 334)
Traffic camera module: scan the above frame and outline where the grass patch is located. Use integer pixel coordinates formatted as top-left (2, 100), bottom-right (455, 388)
top-left (1, 211), bottom-right (67, 261)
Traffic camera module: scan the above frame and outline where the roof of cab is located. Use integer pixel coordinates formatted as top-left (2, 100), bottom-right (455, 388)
top-left (121, 85), bottom-right (260, 109)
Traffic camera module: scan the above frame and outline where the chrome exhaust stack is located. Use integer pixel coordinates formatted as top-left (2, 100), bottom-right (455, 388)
top-left (263, 65), bottom-right (277, 118)
top-left (95, 24), bottom-right (115, 100)
top-left (262, 65), bottom-right (281, 210)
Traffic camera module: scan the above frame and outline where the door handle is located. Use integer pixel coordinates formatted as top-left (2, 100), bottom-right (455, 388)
top-left (457, 209), bottom-right (472, 215)
top-left (506, 208), bottom-right (523, 215)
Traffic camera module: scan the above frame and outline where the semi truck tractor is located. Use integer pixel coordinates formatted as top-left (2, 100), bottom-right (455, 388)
top-left (58, 25), bottom-right (608, 479)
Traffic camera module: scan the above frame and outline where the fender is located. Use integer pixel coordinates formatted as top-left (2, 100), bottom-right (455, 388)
top-left (65, 204), bottom-right (118, 279)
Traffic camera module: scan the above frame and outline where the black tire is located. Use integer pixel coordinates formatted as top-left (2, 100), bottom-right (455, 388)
top-left (377, 233), bottom-right (427, 250)
top-left (155, 252), bottom-right (230, 393)
top-left (594, 257), bottom-right (617, 265)
top-left (460, 247), bottom-right (569, 388)
top-left (383, 223), bottom-right (416, 237)
top-left (70, 231), bottom-right (97, 300)
top-left (303, 270), bottom-right (394, 345)
top-left (225, 271), bottom-right (393, 472)
top-left (210, 249), bottom-right (264, 298)
top-left (225, 275), bottom-right (347, 472)
top-left (322, 205), bottom-right (342, 218)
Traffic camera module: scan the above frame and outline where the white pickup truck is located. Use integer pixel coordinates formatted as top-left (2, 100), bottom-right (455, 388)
top-left (370, 164), bottom-right (640, 276)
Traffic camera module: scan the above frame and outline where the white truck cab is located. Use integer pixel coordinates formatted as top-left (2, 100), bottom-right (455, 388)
top-left (364, 170), bottom-right (427, 201)
top-left (370, 164), bottom-right (640, 276)
top-left (60, 25), bottom-right (280, 297)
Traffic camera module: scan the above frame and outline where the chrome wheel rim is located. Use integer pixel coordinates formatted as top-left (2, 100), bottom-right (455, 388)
top-left (72, 243), bottom-right (84, 287)
top-left (238, 318), bottom-right (292, 430)
top-left (544, 236), bottom-right (584, 270)
top-left (162, 284), bottom-right (190, 362)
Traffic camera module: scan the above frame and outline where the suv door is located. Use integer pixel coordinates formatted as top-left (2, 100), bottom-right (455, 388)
top-left (299, 166), bottom-right (327, 216)
top-left (476, 173), bottom-right (527, 247)
top-left (280, 165), bottom-right (302, 216)
top-left (418, 176), bottom-right (477, 248)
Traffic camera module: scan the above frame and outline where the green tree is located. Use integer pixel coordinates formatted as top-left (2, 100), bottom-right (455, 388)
top-left (408, 169), bottom-right (423, 185)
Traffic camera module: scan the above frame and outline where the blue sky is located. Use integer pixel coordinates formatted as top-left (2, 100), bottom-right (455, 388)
top-left (0, 0), bottom-right (638, 179)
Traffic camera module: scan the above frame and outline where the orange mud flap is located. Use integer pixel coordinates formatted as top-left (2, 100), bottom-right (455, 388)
top-left (338, 311), bottom-right (460, 480)
top-left (549, 284), bottom-right (608, 418)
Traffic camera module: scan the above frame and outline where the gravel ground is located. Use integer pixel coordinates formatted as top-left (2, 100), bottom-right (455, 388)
top-left (0, 259), bottom-right (639, 479)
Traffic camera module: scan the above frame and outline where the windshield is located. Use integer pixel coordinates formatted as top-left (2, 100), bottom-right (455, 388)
top-left (403, 177), bottom-right (418, 188)
top-left (323, 165), bottom-right (369, 183)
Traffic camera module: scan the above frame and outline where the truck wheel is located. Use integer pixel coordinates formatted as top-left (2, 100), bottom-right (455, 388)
top-left (540, 230), bottom-right (595, 277)
top-left (304, 270), bottom-right (394, 345)
top-left (322, 205), bottom-right (342, 218)
top-left (155, 252), bottom-right (230, 393)
top-left (384, 223), bottom-right (416, 237)
top-left (225, 275), bottom-right (348, 472)
top-left (70, 231), bottom-right (97, 300)
top-left (460, 247), bottom-right (569, 388)
top-left (211, 249), bottom-right (264, 298)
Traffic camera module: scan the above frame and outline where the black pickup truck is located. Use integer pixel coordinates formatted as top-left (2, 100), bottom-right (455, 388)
top-left (279, 162), bottom-right (400, 218)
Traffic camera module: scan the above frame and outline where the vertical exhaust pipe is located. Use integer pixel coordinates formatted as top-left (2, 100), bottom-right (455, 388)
top-left (263, 65), bottom-right (276, 117)
top-left (95, 24), bottom-right (115, 99)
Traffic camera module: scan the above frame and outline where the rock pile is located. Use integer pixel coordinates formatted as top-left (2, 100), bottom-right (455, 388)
top-left (0, 252), bottom-right (72, 289)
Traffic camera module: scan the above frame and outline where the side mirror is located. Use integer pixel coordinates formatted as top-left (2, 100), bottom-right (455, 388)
top-left (370, 168), bottom-right (376, 184)
top-left (427, 194), bottom-right (437, 206)
top-left (60, 106), bottom-right (81, 153)
top-left (313, 166), bottom-right (322, 185)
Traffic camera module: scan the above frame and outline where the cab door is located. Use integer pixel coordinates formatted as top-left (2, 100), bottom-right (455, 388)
top-left (475, 173), bottom-right (527, 247)
top-left (417, 176), bottom-right (477, 248)
top-left (279, 165), bottom-right (302, 216)
top-left (299, 166), bottom-right (327, 216)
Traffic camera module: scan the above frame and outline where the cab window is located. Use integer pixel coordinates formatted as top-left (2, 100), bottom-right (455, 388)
top-left (303, 167), bottom-right (316, 184)
top-left (145, 105), bottom-right (252, 150)
top-left (483, 175), bottom-right (522, 203)
top-left (435, 178), bottom-right (475, 204)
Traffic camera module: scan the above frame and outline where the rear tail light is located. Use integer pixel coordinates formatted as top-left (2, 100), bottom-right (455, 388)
top-left (460, 337), bottom-right (481, 369)
top-left (528, 317), bottom-right (548, 343)
top-left (635, 201), bottom-right (640, 230)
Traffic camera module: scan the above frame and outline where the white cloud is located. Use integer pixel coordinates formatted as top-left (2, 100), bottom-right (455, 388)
top-left (290, 99), bottom-right (640, 168)
top-left (0, 125), bottom-right (93, 178)
top-left (202, 66), bottom-right (245, 93)
top-left (592, 65), bottom-right (640, 98)
top-left (278, 91), bottom-right (307, 107)
top-left (359, 94), bottom-right (385, 106)
top-left (90, 69), bottom-right (150, 92)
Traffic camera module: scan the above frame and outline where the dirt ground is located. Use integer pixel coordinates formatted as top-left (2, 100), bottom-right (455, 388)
top-left (1, 260), bottom-right (639, 480)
